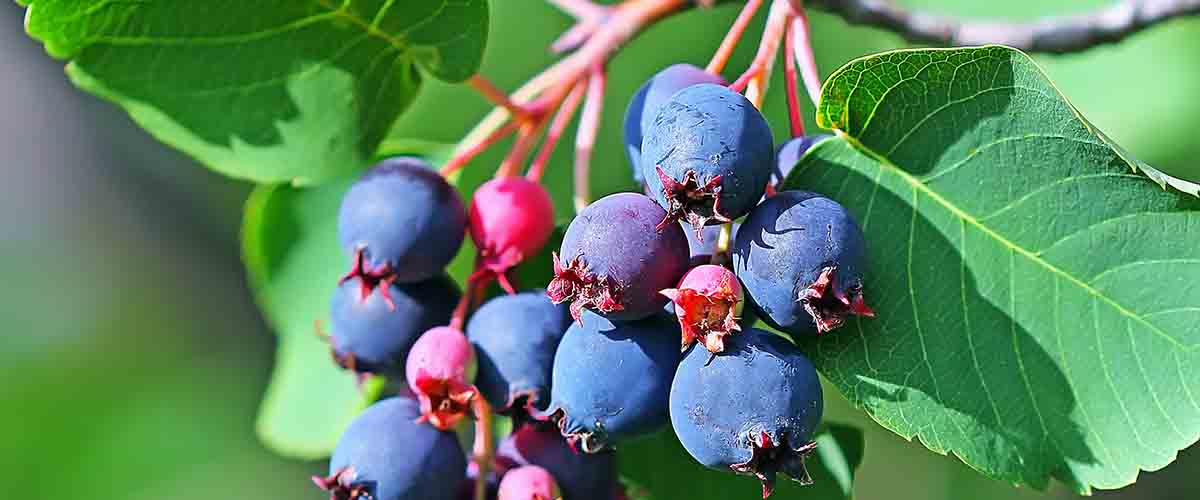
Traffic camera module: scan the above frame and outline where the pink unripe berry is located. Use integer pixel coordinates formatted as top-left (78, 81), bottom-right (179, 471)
top-left (498, 465), bottom-right (561, 500)
top-left (661, 264), bottom-right (742, 353)
top-left (469, 177), bottom-right (556, 293)
top-left (406, 326), bottom-right (477, 430)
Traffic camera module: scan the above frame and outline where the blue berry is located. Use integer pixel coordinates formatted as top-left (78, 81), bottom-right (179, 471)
top-left (538, 310), bottom-right (680, 452)
top-left (670, 328), bottom-right (822, 498)
top-left (467, 291), bottom-right (571, 415)
top-left (732, 191), bottom-right (874, 336)
top-left (337, 157), bottom-right (467, 283)
top-left (773, 134), bottom-right (831, 185)
top-left (328, 275), bottom-right (460, 377)
top-left (547, 193), bottom-right (689, 322)
top-left (641, 83), bottom-right (774, 235)
top-left (623, 64), bottom-right (726, 183)
top-left (315, 397), bottom-right (466, 500)
top-left (497, 424), bottom-right (618, 500)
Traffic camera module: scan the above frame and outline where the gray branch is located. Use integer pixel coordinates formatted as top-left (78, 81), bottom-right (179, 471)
top-left (804, 0), bottom-right (1200, 54)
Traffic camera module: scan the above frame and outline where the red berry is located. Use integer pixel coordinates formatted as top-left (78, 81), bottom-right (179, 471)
top-left (469, 177), bottom-right (556, 293)
top-left (497, 465), bottom-right (561, 500)
top-left (661, 264), bottom-right (742, 353)
top-left (406, 326), bottom-right (477, 430)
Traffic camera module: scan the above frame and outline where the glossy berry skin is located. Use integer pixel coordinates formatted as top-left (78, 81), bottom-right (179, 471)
top-left (496, 424), bottom-right (618, 500)
top-left (467, 291), bottom-right (571, 415)
top-left (670, 328), bottom-right (822, 498)
top-left (662, 264), bottom-right (743, 353)
top-left (498, 465), bottom-right (561, 500)
top-left (406, 327), bottom-right (477, 430)
top-left (469, 177), bottom-right (556, 293)
top-left (329, 275), bottom-right (460, 377)
top-left (623, 64), bottom-right (726, 183)
top-left (337, 157), bottom-right (467, 283)
top-left (772, 134), bottom-right (831, 185)
top-left (732, 191), bottom-right (874, 336)
top-left (547, 193), bottom-right (689, 322)
top-left (641, 83), bottom-right (774, 234)
top-left (539, 310), bottom-right (681, 452)
top-left (315, 397), bottom-right (466, 500)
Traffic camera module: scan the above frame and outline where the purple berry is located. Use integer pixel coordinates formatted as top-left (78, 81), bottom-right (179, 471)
top-left (496, 424), bottom-right (618, 500)
top-left (538, 310), bottom-right (680, 452)
top-left (406, 326), bottom-right (477, 431)
top-left (328, 275), bottom-right (460, 377)
top-left (498, 465), bottom-right (561, 500)
top-left (641, 83), bottom-right (774, 235)
top-left (623, 64), bottom-right (726, 183)
top-left (337, 157), bottom-right (467, 283)
top-left (773, 134), bottom-right (831, 185)
top-left (669, 328), bottom-right (822, 498)
top-left (314, 397), bottom-right (466, 500)
top-left (467, 291), bottom-right (571, 416)
top-left (661, 264), bottom-right (743, 353)
top-left (547, 193), bottom-right (689, 322)
top-left (732, 191), bottom-right (874, 336)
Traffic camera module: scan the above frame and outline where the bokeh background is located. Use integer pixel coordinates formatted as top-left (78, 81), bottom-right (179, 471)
top-left (2, 1), bottom-right (1197, 499)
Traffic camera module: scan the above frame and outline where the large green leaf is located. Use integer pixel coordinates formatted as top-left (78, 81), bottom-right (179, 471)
top-left (783, 46), bottom-right (1200, 493)
top-left (21, 0), bottom-right (488, 184)
top-left (619, 424), bottom-right (864, 499)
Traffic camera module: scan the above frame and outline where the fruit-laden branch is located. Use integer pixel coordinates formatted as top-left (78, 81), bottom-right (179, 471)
top-left (805, 0), bottom-right (1200, 54)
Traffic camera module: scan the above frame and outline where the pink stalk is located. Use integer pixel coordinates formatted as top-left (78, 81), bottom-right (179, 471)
top-left (705, 0), bottom-right (764, 75)
top-left (573, 65), bottom-right (606, 212)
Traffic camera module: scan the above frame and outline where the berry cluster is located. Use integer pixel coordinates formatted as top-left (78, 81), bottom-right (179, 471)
top-left (313, 58), bottom-right (874, 499)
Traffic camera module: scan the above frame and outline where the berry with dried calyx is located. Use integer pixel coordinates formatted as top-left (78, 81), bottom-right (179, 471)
top-left (405, 326), bottom-right (478, 430)
top-left (469, 177), bottom-right (556, 293)
top-left (661, 264), bottom-right (742, 353)
top-left (467, 290), bottom-right (571, 417)
top-left (623, 64), bottom-right (726, 183)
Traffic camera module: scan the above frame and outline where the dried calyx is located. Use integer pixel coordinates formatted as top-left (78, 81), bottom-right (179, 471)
top-left (654, 166), bottom-right (730, 239)
top-left (312, 467), bottom-right (372, 500)
top-left (797, 265), bottom-right (874, 334)
top-left (731, 431), bottom-right (817, 499)
top-left (547, 253), bottom-right (625, 321)
top-left (339, 248), bottom-right (397, 309)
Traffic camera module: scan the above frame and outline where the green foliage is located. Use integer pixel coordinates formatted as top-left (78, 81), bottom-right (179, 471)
top-left (784, 45), bottom-right (1200, 493)
top-left (21, 0), bottom-right (488, 184)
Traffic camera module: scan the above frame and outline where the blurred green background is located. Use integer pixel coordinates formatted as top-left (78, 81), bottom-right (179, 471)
top-left (2, 1), bottom-right (1197, 499)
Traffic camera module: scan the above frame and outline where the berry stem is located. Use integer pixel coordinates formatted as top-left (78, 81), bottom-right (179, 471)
top-left (440, 120), bottom-right (521, 177)
top-left (573, 64), bottom-right (606, 212)
top-left (743, 0), bottom-right (793, 108)
top-left (705, 0), bottom-right (764, 75)
top-left (790, 9), bottom-right (822, 107)
top-left (467, 75), bottom-right (531, 122)
top-left (528, 78), bottom-right (589, 182)
top-left (782, 15), bottom-right (805, 138)
top-left (470, 396), bottom-right (495, 500)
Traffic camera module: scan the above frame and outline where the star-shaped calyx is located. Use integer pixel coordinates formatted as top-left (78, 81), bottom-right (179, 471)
top-left (661, 264), bottom-right (742, 352)
top-left (654, 165), bottom-right (731, 239)
top-left (731, 431), bottom-right (818, 499)
top-left (797, 265), bottom-right (875, 334)
top-left (312, 467), bottom-right (373, 500)
top-left (412, 371), bottom-right (477, 430)
top-left (339, 248), bottom-right (398, 310)
top-left (547, 253), bottom-right (625, 321)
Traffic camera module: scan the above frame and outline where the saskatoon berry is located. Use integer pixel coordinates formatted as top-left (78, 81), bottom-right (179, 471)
top-left (661, 264), bottom-right (743, 353)
top-left (732, 190), bottom-right (874, 336)
top-left (406, 326), bottom-right (477, 430)
top-left (315, 397), bottom-right (466, 500)
top-left (641, 83), bottom-right (774, 235)
top-left (496, 423), bottom-right (618, 500)
top-left (469, 177), bottom-right (556, 292)
top-left (497, 465), bottom-right (561, 500)
top-left (547, 192), bottom-right (689, 321)
top-left (623, 64), bottom-right (726, 183)
top-left (467, 290), bottom-right (571, 416)
top-left (538, 310), bottom-right (680, 452)
top-left (328, 275), bottom-right (460, 377)
top-left (670, 328), bottom-right (822, 498)
top-left (772, 134), bottom-right (831, 185)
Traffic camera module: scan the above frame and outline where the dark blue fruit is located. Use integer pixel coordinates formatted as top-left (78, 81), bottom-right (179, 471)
top-left (496, 423), bottom-right (618, 500)
top-left (338, 157), bottom-right (467, 283)
top-left (623, 64), bottom-right (726, 183)
top-left (670, 328), bottom-right (822, 498)
top-left (641, 83), bottom-right (774, 235)
top-left (538, 310), bottom-right (681, 452)
top-left (467, 290), bottom-right (571, 415)
top-left (732, 190), bottom-right (874, 336)
top-left (772, 134), bottom-right (831, 185)
top-left (328, 275), bottom-right (460, 377)
top-left (547, 193), bottom-right (689, 322)
top-left (315, 397), bottom-right (466, 500)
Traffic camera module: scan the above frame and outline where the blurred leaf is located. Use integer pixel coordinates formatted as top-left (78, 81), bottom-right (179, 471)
top-left (21, 0), bottom-right (487, 184)
top-left (785, 45), bottom-right (1200, 493)
top-left (241, 141), bottom-right (454, 459)
top-left (619, 424), bottom-right (864, 499)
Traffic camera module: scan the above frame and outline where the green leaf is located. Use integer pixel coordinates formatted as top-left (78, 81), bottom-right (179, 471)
top-left (785, 46), bottom-right (1200, 493)
top-left (22, 0), bottom-right (488, 184)
top-left (619, 424), bottom-right (864, 499)
top-left (242, 142), bottom-right (455, 459)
